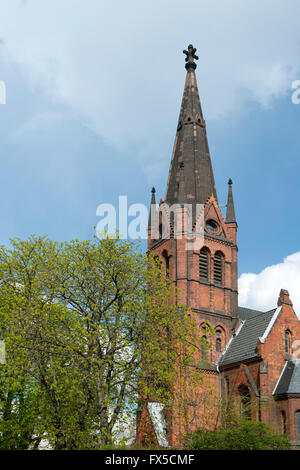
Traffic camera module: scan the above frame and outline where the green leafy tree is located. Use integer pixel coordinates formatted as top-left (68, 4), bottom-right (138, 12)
top-left (184, 420), bottom-right (291, 450)
top-left (0, 235), bottom-right (206, 449)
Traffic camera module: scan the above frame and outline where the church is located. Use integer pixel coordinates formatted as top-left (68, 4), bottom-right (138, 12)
top-left (136, 45), bottom-right (300, 448)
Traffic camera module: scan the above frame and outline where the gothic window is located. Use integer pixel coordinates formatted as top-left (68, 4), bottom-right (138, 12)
top-left (201, 335), bottom-right (207, 361)
top-left (199, 247), bottom-right (210, 282)
top-left (285, 330), bottom-right (291, 355)
top-left (238, 384), bottom-right (251, 420)
top-left (296, 410), bottom-right (300, 438)
top-left (215, 327), bottom-right (224, 354)
top-left (281, 410), bottom-right (287, 434)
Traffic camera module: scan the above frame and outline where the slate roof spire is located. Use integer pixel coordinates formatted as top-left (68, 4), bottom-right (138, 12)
top-left (225, 178), bottom-right (237, 224)
top-left (165, 44), bottom-right (217, 217)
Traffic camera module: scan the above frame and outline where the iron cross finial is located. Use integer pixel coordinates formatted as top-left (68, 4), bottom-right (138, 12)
top-left (183, 44), bottom-right (199, 70)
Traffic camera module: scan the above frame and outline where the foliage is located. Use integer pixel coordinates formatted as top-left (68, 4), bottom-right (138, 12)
top-left (0, 235), bottom-right (205, 449)
top-left (184, 420), bottom-right (291, 450)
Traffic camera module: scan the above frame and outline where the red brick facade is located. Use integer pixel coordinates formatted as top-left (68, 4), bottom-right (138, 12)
top-left (136, 45), bottom-right (300, 448)
top-left (220, 291), bottom-right (300, 443)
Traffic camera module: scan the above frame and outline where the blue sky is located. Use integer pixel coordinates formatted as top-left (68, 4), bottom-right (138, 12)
top-left (0, 0), bottom-right (300, 313)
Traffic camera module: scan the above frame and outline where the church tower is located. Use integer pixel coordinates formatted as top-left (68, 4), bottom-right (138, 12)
top-left (138, 45), bottom-right (300, 449)
top-left (148, 45), bottom-right (238, 362)
top-left (142, 44), bottom-right (239, 446)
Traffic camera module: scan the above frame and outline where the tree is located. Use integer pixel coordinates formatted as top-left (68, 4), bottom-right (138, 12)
top-left (0, 235), bottom-right (206, 449)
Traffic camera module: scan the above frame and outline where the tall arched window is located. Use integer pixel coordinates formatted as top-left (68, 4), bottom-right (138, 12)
top-left (215, 327), bottom-right (224, 354)
top-left (296, 410), bottom-right (300, 438)
top-left (238, 384), bottom-right (251, 420)
top-left (214, 251), bottom-right (223, 286)
top-left (199, 247), bottom-right (209, 282)
top-left (285, 330), bottom-right (291, 355)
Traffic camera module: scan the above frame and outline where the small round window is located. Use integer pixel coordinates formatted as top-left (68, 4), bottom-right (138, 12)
top-left (206, 219), bottom-right (218, 233)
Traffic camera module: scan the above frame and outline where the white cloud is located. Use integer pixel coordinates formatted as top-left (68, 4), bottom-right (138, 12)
top-left (1, 0), bottom-right (300, 172)
top-left (239, 252), bottom-right (300, 318)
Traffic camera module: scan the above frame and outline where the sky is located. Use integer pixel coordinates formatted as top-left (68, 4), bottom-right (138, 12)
top-left (0, 0), bottom-right (300, 314)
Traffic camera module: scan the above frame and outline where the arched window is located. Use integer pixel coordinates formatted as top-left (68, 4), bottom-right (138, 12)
top-left (238, 384), bottom-right (251, 420)
top-left (296, 410), bottom-right (300, 438)
top-left (201, 335), bottom-right (207, 361)
top-left (199, 247), bottom-right (210, 282)
top-left (215, 327), bottom-right (224, 354)
top-left (285, 330), bottom-right (291, 355)
top-left (214, 251), bottom-right (223, 286)
top-left (281, 410), bottom-right (287, 434)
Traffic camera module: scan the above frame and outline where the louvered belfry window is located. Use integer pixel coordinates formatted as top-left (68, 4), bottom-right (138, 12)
top-left (199, 248), bottom-right (209, 282)
top-left (214, 252), bottom-right (223, 286)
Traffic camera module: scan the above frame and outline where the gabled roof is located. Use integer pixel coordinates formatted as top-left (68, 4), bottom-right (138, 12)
top-left (273, 361), bottom-right (300, 396)
top-left (238, 306), bottom-right (267, 320)
top-left (219, 308), bottom-right (276, 367)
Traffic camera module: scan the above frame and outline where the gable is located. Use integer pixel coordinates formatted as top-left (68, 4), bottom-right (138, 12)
top-left (204, 197), bottom-right (226, 238)
top-left (273, 361), bottom-right (300, 396)
top-left (259, 297), bottom-right (300, 346)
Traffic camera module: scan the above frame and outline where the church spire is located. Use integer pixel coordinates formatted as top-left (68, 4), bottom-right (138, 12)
top-left (165, 44), bottom-right (217, 217)
top-left (225, 178), bottom-right (236, 224)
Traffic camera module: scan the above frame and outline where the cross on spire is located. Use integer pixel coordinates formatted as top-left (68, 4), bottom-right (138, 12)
top-left (183, 44), bottom-right (199, 70)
